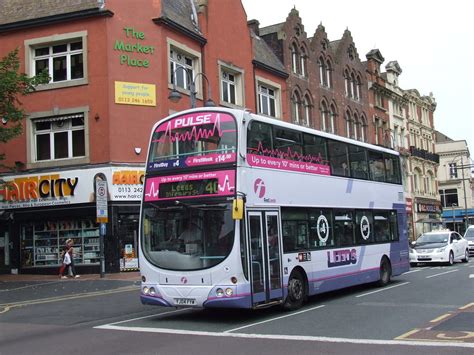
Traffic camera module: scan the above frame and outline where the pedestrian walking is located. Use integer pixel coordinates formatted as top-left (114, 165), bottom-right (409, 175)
top-left (66, 238), bottom-right (80, 278)
top-left (59, 244), bottom-right (70, 279)
top-left (59, 238), bottom-right (80, 279)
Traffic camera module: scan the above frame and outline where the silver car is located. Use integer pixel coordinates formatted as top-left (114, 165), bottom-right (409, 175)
top-left (464, 225), bottom-right (474, 256)
top-left (409, 231), bottom-right (469, 266)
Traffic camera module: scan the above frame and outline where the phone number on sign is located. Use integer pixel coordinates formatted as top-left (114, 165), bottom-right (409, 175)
top-left (117, 186), bottom-right (143, 193)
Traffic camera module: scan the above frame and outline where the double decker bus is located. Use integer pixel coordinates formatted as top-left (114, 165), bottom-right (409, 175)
top-left (139, 107), bottom-right (409, 310)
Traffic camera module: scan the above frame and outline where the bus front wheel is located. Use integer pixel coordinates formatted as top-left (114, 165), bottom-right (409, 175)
top-left (283, 269), bottom-right (306, 311)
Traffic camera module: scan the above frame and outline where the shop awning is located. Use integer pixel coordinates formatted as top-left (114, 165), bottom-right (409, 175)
top-left (415, 218), bottom-right (442, 224)
top-left (442, 217), bottom-right (464, 222)
top-left (441, 208), bottom-right (474, 219)
top-left (33, 114), bottom-right (84, 123)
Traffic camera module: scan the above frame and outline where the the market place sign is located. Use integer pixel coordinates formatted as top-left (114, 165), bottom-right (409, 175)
top-left (114, 27), bottom-right (155, 68)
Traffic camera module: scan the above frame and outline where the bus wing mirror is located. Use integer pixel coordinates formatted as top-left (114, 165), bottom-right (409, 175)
top-left (232, 199), bottom-right (244, 220)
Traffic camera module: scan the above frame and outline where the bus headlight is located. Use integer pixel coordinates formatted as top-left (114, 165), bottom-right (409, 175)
top-left (225, 288), bottom-right (233, 297)
top-left (216, 288), bottom-right (224, 297)
top-left (149, 287), bottom-right (156, 296)
top-left (143, 286), bottom-right (149, 295)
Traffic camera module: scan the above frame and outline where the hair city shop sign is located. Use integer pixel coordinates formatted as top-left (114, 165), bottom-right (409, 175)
top-left (0, 174), bottom-right (78, 208)
top-left (0, 167), bottom-right (146, 209)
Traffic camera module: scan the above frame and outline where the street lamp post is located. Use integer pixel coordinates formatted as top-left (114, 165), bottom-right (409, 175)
top-left (168, 66), bottom-right (215, 108)
top-left (460, 156), bottom-right (469, 231)
top-left (450, 154), bottom-right (470, 231)
top-left (451, 203), bottom-right (457, 232)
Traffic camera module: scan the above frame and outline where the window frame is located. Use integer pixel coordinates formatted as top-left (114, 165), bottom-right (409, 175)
top-left (303, 95), bottom-right (312, 127)
top-left (167, 38), bottom-right (203, 99)
top-left (24, 31), bottom-right (88, 91)
top-left (218, 61), bottom-right (245, 108)
top-left (291, 43), bottom-right (299, 74)
top-left (256, 76), bottom-right (282, 119)
top-left (439, 188), bottom-right (459, 208)
top-left (26, 107), bottom-right (90, 169)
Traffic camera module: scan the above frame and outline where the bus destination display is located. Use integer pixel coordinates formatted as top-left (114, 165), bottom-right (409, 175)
top-left (158, 179), bottom-right (219, 198)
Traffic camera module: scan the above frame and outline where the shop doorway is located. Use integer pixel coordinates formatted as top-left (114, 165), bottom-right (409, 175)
top-left (118, 214), bottom-right (139, 271)
top-left (0, 227), bottom-right (11, 274)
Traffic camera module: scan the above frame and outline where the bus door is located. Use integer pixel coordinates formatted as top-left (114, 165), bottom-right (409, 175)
top-left (247, 211), bottom-right (283, 306)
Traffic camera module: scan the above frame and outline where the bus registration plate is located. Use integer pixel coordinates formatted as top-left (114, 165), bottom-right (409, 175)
top-left (174, 298), bottom-right (196, 305)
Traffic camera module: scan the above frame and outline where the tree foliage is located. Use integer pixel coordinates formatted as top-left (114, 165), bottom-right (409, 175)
top-left (0, 48), bottom-right (49, 162)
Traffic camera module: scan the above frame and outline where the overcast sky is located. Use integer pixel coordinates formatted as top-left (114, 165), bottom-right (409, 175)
top-left (242, 0), bottom-right (474, 157)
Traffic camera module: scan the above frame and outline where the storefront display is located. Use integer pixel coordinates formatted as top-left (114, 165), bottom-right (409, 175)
top-left (1, 165), bottom-right (144, 274)
top-left (21, 218), bottom-right (100, 267)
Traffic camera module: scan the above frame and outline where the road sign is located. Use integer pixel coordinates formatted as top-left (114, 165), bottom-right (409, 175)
top-left (100, 223), bottom-right (106, 235)
top-left (96, 180), bottom-right (108, 223)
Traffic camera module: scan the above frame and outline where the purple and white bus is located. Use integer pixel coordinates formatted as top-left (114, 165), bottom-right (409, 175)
top-left (139, 107), bottom-right (409, 310)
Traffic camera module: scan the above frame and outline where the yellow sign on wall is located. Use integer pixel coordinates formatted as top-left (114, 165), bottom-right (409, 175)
top-left (115, 81), bottom-right (156, 106)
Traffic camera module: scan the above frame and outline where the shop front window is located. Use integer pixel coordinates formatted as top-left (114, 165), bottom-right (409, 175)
top-left (21, 218), bottom-right (99, 267)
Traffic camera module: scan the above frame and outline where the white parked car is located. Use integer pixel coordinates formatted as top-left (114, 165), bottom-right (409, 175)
top-left (409, 230), bottom-right (469, 266)
top-left (464, 225), bottom-right (474, 256)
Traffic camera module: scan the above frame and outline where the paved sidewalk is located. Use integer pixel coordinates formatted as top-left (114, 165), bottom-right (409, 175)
top-left (0, 271), bottom-right (141, 282)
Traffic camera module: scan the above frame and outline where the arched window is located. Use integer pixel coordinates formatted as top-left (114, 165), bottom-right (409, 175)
top-left (300, 47), bottom-right (307, 77)
top-left (291, 91), bottom-right (301, 124)
top-left (303, 94), bottom-right (311, 126)
top-left (345, 110), bottom-right (352, 138)
top-left (326, 60), bottom-right (332, 88)
top-left (291, 43), bottom-right (298, 74)
top-left (320, 100), bottom-right (328, 131)
top-left (318, 57), bottom-right (326, 86)
top-left (353, 113), bottom-right (360, 140)
top-left (360, 114), bottom-right (368, 142)
top-left (344, 70), bottom-right (351, 97)
top-left (330, 104), bottom-right (337, 134)
top-left (350, 72), bottom-right (356, 99)
top-left (355, 75), bottom-right (361, 100)
top-left (413, 168), bottom-right (423, 193)
top-left (426, 170), bottom-right (435, 195)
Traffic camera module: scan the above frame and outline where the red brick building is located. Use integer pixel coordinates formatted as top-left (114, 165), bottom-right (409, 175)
top-left (0, 0), bottom-right (288, 274)
top-left (256, 9), bottom-right (370, 143)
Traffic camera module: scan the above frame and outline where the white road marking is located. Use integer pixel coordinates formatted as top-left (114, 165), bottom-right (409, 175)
top-left (469, 274), bottom-right (474, 279)
top-left (223, 305), bottom-right (325, 333)
top-left (355, 282), bottom-right (410, 298)
top-left (404, 269), bottom-right (421, 274)
top-left (94, 324), bottom-right (474, 349)
top-left (426, 269), bottom-right (458, 279)
top-left (105, 308), bottom-right (192, 326)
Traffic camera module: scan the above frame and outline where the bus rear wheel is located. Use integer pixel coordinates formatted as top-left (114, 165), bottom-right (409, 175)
top-left (283, 270), bottom-right (306, 311)
top-left (378, 257), bottom-right (392, 287)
